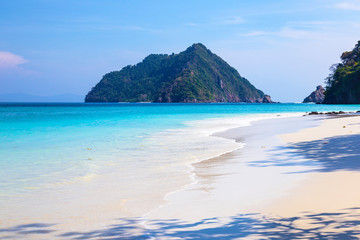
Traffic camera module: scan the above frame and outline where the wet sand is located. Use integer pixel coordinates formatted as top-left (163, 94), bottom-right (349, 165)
top-left (143, 115), bottom-right (360, 239)
top-left (2, 114), bottom-right (360, 239)
top-left (141, 116), bottom-right (322, 238)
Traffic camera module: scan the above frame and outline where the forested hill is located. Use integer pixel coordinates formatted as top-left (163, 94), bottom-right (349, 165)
top-left (323, 41), bottom-right (360, 104)
top-left (85, 43), bottom-right (272, 103)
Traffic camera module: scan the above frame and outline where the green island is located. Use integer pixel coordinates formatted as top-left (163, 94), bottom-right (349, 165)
top-left (85, 43), bottom-right (273, 103)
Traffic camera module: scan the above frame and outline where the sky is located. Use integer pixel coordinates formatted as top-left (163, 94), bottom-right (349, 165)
top-left (1, 0), bottom-right (360, 102)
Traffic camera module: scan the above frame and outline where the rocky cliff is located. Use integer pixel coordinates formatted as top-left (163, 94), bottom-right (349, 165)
top-left (303, 85), bottom-right (325, 103)
top-left (85, 43), bottom-right (273, 103)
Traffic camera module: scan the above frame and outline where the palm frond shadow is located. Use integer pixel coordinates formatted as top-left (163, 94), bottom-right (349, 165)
top-left (250, 134), bottom-right (360, 173)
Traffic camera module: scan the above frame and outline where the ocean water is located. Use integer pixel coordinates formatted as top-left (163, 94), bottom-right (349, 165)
top-left (1, 103), bottom-right (360, 225)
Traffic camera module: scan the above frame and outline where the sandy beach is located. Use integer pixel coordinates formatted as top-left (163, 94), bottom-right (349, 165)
top-left (4, 0), bottom-right (360, 239)
top-left (262, 115), bottom-right (360, 238)
top-left (2, 114), bottom-right (360, 239)
top-left (141, 114), bottom-right (360, 239)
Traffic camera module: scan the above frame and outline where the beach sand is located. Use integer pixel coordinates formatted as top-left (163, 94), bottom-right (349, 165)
top-left (2, 114), bottom-right (360, 239)
top-left (141, 115), bottom-right (360, 239)
top-left (261, 115), bottom-right (360, 238)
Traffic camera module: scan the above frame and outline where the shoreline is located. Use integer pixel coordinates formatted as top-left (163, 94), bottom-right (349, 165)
top-left (141, 114), bottom-right (321, 234)
top-left (140, 114), bottom-right (360, 238)
top-left (0, 112), bottom-right (304, 239)
top-left (2, 112), bottom-right (360, 239)
top-left (139, 113), bottom-right (302, 232)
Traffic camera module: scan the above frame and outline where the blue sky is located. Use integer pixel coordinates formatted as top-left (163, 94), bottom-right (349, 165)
top-left (1, 0), bottom-right (360, 102)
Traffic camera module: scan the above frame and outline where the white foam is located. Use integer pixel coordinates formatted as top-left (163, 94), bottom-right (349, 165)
top-left (139, 112), bottom-right (304, 234)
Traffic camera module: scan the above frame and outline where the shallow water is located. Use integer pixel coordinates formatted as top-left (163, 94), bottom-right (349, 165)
top-left (1, 103), bottom-right (360, 236)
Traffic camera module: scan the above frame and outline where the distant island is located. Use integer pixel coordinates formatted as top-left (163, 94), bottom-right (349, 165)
top-left (85, 43), bottom-right (273, 103)
top-left (323, 41), bottom-right (360, 104)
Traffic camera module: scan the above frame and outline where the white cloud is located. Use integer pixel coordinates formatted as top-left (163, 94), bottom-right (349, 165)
top-left (288, 21), bottom-right (336, 28)
top-left (334, 1), bottom-right (360, 10)
top-left (215, 18), bottom-right (360, 102)
top-left (186, 22), bottom-right (198, 27)
top-left (239, 31), bottom-right (269, 37)
top-left (239, 27), bottom-right (314, 39)
top-left (278, 27), bottom-right (313, 39)
top-left (0, 51), bottom-right (27, 69)
top-left (219, 16), bottom-right (244, 25)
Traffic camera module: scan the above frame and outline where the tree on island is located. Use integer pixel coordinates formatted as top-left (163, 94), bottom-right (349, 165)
top-left (85, 43), bottom-right (273, 103)
top-left (323, 41), bottom-right (360, 104)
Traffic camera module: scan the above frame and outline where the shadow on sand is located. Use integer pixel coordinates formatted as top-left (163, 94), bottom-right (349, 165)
top-left (250, 134), bottom-right (360, 173)
top-left (0, 223), bottom-right (56, 239)
top-left (2, 134), bottom-right (360, 239)
top-left (1, 209), bottom-right (360, 239)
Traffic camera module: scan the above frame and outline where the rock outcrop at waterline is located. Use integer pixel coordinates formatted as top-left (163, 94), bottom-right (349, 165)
top-left (303, 85), bottom-right (325, 103)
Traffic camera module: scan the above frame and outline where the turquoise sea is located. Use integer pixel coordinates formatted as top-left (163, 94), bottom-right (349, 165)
top-left (1, 102), bottom-right (360, 227)
top-left (1, 103), bottom-right (360, 195)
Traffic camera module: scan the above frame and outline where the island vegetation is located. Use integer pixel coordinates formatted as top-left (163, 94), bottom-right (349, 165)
top-left (85, 43), bottom-right (272, 103)
top-left (323, 41), bottom-right (360, 104)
